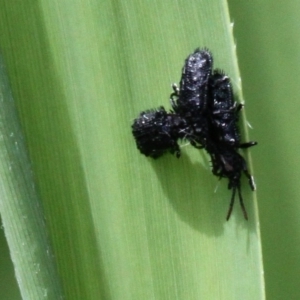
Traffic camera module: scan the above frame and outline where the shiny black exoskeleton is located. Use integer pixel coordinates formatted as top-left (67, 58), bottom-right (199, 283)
top-left (170, 48), bottom-right (213, 148)
top-left (206, 70), bottom-right (257, 220)
top-left (207, 142), bottom-right (256, 220)
top-left (131, 48), bottom-right (257, 220)
top-left (132, 106), bottom-right (187, 158)
top-left (208, 70), bottom-right (257, 149)
top-left (171, 48), bottom-right (212, 116)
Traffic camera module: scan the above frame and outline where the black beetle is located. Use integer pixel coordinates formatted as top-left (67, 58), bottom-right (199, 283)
top-left (132, 106), bottom-right (186, 158)
top-left (207, 142), bottom-right (256, 220)
top-left (170, 48), bottom-right (213, 148)
top-left (208, 69), bottom-right (257, 149)
top-left (131, 48), bottom-right (257, 220)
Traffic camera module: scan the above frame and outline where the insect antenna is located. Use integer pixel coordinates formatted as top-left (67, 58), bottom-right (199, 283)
top-left (226, 187), bottom-right (236, 221)
top-left (237, 185), bottom-right (248, 220)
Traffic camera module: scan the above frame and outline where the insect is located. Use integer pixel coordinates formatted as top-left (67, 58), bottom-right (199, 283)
top-left (208, 69), bottom-right (257, 149)
top-left (171, 48), bottom-right (213, 116)
top-left (131, 48), bottom-right (257, 220)
top-left (132, 106), bottom-right (187, 158)
top-left (206, 70), bottom-right (257, 220)
top-left (170, 48), bottom-right (213, 148)
top-left (208, 143), bottom-right (256, 220)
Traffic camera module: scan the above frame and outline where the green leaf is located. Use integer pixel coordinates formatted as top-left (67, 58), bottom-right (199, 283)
top-left (0, 59), bottom-right (63, 299)
top-left (0, 0), bottom-right (264, 299)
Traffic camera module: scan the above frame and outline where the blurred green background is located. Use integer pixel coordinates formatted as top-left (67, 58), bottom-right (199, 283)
top-left (229, 1), bottom-right (300, 299)
top-left (1, 0), bottom-right (300, 299)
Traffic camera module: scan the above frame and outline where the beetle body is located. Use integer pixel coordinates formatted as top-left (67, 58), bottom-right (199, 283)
top-left (131, 48), bottom-right (257, 220)
top-left (170, 48), bottom-right (213, 148)
top-left (132, 106), bottom-right (186, 158)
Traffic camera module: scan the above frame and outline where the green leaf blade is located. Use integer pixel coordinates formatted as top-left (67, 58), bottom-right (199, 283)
top-left (0, 0), bottom-right (265, 299)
